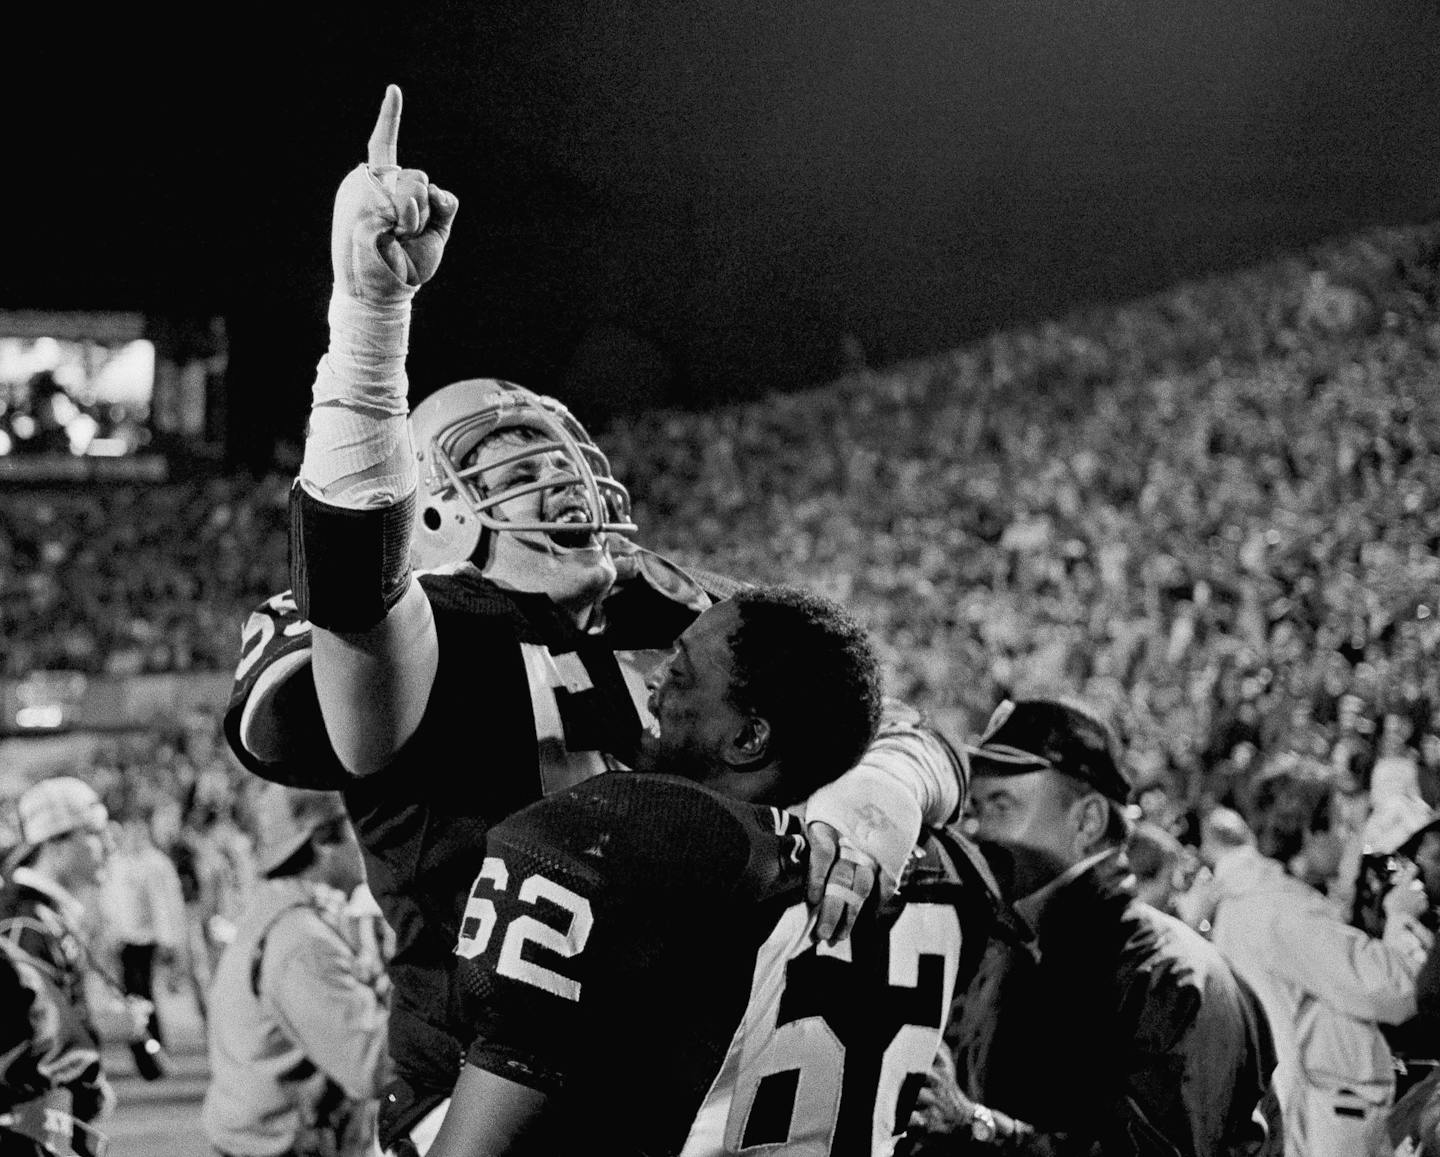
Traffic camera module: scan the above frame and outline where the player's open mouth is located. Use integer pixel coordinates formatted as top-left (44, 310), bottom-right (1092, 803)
top-left (546, 504), bottom-right (601, 550)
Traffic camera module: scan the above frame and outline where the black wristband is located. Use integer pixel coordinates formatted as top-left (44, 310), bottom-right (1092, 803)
top-left (290, 482), bottom-right (415, 632)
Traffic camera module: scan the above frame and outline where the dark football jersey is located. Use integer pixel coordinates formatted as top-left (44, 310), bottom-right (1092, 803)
top-left (225, 567), bottom-right (698, 1137)
top-left (454, 774), bottom-right (968, 1157)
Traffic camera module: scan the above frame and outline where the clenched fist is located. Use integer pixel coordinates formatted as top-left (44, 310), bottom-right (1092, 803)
top-left (332, 85), bottom-right (459, 302)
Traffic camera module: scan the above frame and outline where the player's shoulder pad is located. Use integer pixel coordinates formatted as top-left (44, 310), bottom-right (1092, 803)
top-left (499, 774), bottom-right (801, 902)
top-left (223, 572), bottom-right (547, 788)
top-left (222, 590), bottom-right (350, 789)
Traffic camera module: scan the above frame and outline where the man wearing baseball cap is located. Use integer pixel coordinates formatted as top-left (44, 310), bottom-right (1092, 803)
top-left (0, 775), bottom-right (117, 1154)
top-left (203, 784), bottom-right (390, 1157)
top-left (908, 698), bottom-right (1278, 1156)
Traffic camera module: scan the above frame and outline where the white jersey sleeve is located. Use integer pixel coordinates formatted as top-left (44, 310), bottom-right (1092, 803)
top-left (801, 699), bottom-right (967, 895)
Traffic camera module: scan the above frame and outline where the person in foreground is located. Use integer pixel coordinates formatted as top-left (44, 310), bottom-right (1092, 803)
top-left (429, 585), bottom-right (972, 1157)
top-left (224, 85), bottom-right (965, 1154)
top-left (1205, 775), bottom-right (1429, 1157)
top-left (906, 698), bottom-right (1277, 1156)
top-left (0, 777), bottom-right (118, 1157)
top-left (203, 785), bottom-right (390, 1157)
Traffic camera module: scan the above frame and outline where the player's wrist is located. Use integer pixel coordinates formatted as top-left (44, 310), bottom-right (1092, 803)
top-left (322, 290), bottom-right (413, 403)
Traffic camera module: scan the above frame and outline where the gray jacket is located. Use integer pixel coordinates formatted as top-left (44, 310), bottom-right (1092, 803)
top-left (1210, 846), bottom-right (1417, 1113)
top-left (202, 877), bottom-right (389, 1157)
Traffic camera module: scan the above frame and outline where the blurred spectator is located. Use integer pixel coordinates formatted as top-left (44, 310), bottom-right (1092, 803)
top-left (100, 809), bottom-right (188, 1078)
top-left (0, 777), bottom-right (135, 1152)
top-left (909, 698), bottom-right (1275, 1155)
top-left (1364, 735), bottom-right (1431, 856)
top-left (1379, 814), bottom-right (1440, 1153)
top-left (0, 472), bottom-right (290, 676)
top-left (202, 785), bottom-right (388, 1157)
top-left (1127, 819), bottom-right (1200, 917)
top-left (1174, 805), bottom-right (1254, 934)
top-left (1207, 772), bottom-right (1431, 1156)
top-left (0, 936), bottom-right (109, 1157)
top-left (1348, 742), bottom-right (1435, 940)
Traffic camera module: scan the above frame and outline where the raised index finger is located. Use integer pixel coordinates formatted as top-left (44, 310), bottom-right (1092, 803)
top-left (367, 84), bottom-right (402, 168)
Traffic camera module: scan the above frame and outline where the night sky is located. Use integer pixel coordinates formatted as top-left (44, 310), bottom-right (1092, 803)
top-left (7, 1), bottom-right (1440, 455)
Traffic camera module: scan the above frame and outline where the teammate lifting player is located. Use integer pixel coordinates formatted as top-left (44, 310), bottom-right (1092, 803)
top-left (224, 85), bottom-right (968, 1155)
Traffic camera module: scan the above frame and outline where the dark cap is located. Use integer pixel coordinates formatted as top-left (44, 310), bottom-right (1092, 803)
top-left (966, 698), bottom-right (1131, 803)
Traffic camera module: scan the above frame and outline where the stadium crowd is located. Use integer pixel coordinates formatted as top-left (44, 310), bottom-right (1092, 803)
top-left (5, 220), bottom-right (1438, 816)
top-left (2, 156), bottom-right (1440, 1155)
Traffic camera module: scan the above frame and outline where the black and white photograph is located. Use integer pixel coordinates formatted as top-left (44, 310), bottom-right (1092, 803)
top-left (2, 3), bottom-right (1440, 1154)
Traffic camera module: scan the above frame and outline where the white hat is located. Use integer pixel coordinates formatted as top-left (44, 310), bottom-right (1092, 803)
top-left (1371, 754), bottom-right (1424, 804)
top-left (1363, 794), bottom-right (1435, 856)
top-left (253, 784), bottom-right (349, 877)
top-left (13, 776), bottom-right (108, 860)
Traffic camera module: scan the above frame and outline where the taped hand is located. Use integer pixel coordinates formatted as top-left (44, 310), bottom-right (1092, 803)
top-left (805, 820), bottom-right (877, 945)
top-left (332, 85), bottom-right (459, 301)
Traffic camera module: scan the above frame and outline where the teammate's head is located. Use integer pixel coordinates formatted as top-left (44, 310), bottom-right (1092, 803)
top-left (641, 584), bottom-right (884, 806)
top-left (410, 379), bottom-right (634, 618)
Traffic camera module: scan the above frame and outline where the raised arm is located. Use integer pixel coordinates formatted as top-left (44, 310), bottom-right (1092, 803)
top-left (1267, 896), bottom-right (1424, 1024)
top-left (292, 85), bottom-right (459, 776)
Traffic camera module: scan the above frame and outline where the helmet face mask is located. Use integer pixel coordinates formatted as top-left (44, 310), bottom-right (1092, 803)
top-left (411, 379), bottom-right (636, 570)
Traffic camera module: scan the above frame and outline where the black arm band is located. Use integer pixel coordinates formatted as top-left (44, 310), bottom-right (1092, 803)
top-left (289, 481), bottom-right (416, 632)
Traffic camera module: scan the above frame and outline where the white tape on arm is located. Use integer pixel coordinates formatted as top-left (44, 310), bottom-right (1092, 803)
top-left (803, 763), bottom-right (921, 898)
top-left (300, 290), bottom-right (417, 507)
top-left (803, 710), bottom-right (964, 896)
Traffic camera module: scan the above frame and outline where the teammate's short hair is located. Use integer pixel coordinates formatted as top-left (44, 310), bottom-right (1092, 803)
top-left (726, 585), bottom-right (883, 803)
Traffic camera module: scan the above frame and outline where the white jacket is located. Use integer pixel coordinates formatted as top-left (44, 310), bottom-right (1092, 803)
top-left (1209, 845), bottom-right (1417, 1111)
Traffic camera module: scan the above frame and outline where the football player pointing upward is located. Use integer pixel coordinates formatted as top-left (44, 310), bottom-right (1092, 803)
top-left (228, 86), bottom-right (964, 1154)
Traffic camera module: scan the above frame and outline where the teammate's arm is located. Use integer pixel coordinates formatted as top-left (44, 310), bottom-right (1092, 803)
top-left (804, 700), bottom-right (966, 940)
top-left (294, 85), bottom-right (457, 776)
top-left (427, 1062), bottom-right (550, 1157)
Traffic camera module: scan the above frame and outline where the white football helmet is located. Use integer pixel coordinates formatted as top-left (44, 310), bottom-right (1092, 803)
top-left (409, 378), bottom-right (636, 569)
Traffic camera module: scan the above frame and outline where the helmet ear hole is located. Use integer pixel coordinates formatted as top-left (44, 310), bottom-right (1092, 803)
top-left (408, 377), bottom-right (636, 571)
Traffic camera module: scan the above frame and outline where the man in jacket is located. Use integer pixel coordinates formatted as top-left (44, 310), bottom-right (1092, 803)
top-left (908, 698), bottom-right (1277, 1156)
top-left (203, 785), bottom-right (390, 1157)
top-left (101, 809), bottom-right (188, 1079)
top-left (1207, 772), bottom-right (1430, 1157)
top-left (0, 775), bottom-right (120, 1156)
top-left (0, 936), bottom-right (111, 1157)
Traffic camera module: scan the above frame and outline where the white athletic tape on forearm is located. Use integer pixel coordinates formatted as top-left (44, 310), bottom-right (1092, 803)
top-left (804, 765), bottom-right (921, 898)
top-left (300, 289), bottom-right (418, 506)
top-left (314, 290), bottom-right (414, 412)
top-left (299, 407), bottom-right (415, 506)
